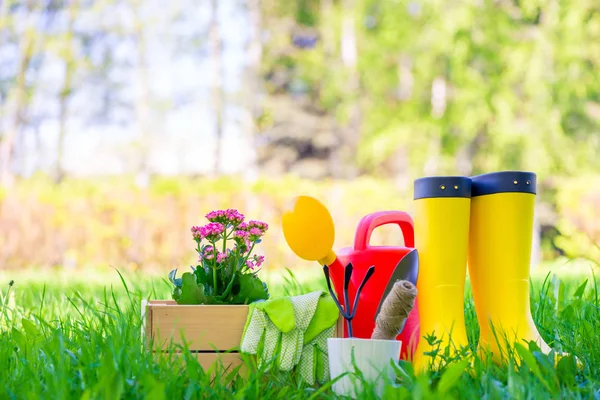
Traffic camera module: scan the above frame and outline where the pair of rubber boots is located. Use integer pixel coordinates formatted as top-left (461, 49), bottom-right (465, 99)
top-left (411, 171), bottom-right (552, 371)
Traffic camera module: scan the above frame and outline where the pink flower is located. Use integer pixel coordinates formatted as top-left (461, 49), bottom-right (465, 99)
top-left (201, 246), bottom-right (215, 260)
top-left (246, 260), bottom-right (255, 269)
top-left (237, 222), bottom-right (248, 231)
top-left (234, 230), bottom-right (249, 240)
top-left (201, 222), bottom-right (225, 241)
top-left (206, 209), bottom-right (245, 226)
top-left (217, 252), bottom-right (228, 264)
top-left (249, 227), bottom-right (261, 236)
top-left (254, 255), bottom-right (265, 267)
top-left (206, 210), bottom-right (227, 223)
top-left (225, 209), bottom-right (245, 225)
top-left (248, 220), bottom-right (269, 232)
top-left (191, 226), bottom-right (203, 241)
top-left (233, 230), bottom-right (250, 253)
top-left (248, 226), bottom-right (264, 241)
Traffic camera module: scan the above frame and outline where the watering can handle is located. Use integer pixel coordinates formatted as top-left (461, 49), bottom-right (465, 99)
top-left (353, 211), bottom-right (414, 251)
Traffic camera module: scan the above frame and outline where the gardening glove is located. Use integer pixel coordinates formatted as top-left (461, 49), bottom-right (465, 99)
top-left (277, 291), bottom-right (323, 371)
top-left (299, 294), bottom-right (339, 385)
top-left (241, 291), bottom-right (338, 382)
top-left (241, 297), bottom-right (295, 368)
top-left (300, 325), bottom-right (336, 385)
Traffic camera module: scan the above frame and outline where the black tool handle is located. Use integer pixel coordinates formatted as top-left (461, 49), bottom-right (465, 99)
top-left (343, 263), bottom-right (354, 336)
top-left (323, 265), bottom-right (347, 319)
top-left (350, 265), bottom-right (375, 319)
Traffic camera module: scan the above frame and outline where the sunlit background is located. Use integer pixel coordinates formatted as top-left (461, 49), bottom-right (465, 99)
top-left (1, 0), bottom-right (599, 283)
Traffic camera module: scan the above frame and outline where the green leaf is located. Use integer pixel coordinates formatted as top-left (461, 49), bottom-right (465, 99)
top-left (574, 279), bottom-right (588, 299)
top-left (533, 351), bottom-right (559, 390)
top-left (145, 382), bottom-right (165, 400)
top-left (514, 342), bottom-right (550, 391)
top-left (168, 269), bottom-right (182, 288)
top-left (556, 355), bottom-right (578, 387)
top-left (12, 328), bottom-right (26, 349)
top-left (194, 265), bottom-right (212, 287)
top-left (382, 384), bottom-right (412, 400)
top-left (552, 274), bottom-right (566, 312)
top-left (437, 358), bottom-right (470, 395)
top-left (231, 274), bottom-right (269, 305)
top-left (216, 273), bottom-right (237, 301)
top-left (172, 287), bottom-right (182, 302)
top-left (176, 273), bottom-right (207, 305)
top-left (22, 318), bottom-right (39, 338)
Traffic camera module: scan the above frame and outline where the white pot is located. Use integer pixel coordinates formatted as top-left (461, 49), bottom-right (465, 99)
top-left (327, 337), bottom-right (401, 398)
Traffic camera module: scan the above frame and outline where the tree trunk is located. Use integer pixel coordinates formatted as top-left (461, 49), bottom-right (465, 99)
top-left (132, 0), bottom-right (151, 187)
top-left (0, 14), bottom-right (35, 187)
top-left (320, 0), bottom-right (335, 57)
top-left (397, 54), bottom-right (413, 101)
top-left (332, 0), bottom-right (361, 179)
top-left (241, 0), bottom-right (262, 182)
top-left (321, 0), bottom-right (339, 178)
top-left (210, 0), bottom-right (224, 175)
top-left (56, 0), bottom-right (78, 184)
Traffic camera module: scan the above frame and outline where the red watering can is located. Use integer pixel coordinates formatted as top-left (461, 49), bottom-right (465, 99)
top-left (335, 211), bottom-right (420, 360)
top-left (281, 197), bottom-right (420, 360)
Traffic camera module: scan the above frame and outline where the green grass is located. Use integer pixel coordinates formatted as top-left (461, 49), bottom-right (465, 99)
top-left (1, 261), bottom-right (599, 399)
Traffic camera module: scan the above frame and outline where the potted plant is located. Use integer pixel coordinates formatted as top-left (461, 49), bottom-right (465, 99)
top-left (324, 263), bottom-right (416, 397)
top-left (142, 209), bottom-right (270, 371)
top-left (169, 208), bottom-right (269, 306)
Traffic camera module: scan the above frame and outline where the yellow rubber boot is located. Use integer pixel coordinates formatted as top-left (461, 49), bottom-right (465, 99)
top-left (468, 171), bottom-right (551, 363)
top-left (412, 176), bottom-right (472, 372)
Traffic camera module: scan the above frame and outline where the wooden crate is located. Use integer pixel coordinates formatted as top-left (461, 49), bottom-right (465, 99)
top-left (142, 300), bottom-right (344, 372)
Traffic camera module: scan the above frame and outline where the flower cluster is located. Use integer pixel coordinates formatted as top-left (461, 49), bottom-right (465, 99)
top-left (249, 220), bottom-right (269, 231)
top-left (233, 229), bottom-right (251, 253)
top-left (206, 209), bottom-right (245, 226)
top-left (191, 222), bottom-right (225, 242)
top-left (216, 251), bottom-right (228, 264)
top-left (191, 226), bottom-right (202, 241)
top-left (200, 246), bottom-right (232, 265)
top-left (201, 245), bottom-right (215, 261)
top-left (192, 209), bottom-right (268, 272)
top-left (171, 208), bottom-right (271, 305)
top-left (245, 254), bottom-right (265, 270)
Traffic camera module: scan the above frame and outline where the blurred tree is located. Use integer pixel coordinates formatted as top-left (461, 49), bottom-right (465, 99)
top-left (0, 0), bottom-right (598, 186)
top-left (210, 0), bottom-right (224, 175)
top-left (132, 0), bottom-right (152, 187)
top-left (240, 0), bottom-right (262, 182)
top-left (0, 0), bottom-right (41, 187)
top-left (255, 0), bottom-right (599, 183)
top-left (55, 0), bottom-right (79, 184)
top-left (333, 0), bottom-right (361, 179)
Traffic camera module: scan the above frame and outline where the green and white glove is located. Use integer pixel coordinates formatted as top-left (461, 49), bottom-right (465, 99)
top-left (279, 291), bottom-right (322, 370)
top-left (300, 326), bottom-right (335, 385)
top-left (299, 294), bottom-right (339, 384)
top-left (241, 291), bottom-right (339, 384)
top-left (241, 297), bottom-right (295, 369)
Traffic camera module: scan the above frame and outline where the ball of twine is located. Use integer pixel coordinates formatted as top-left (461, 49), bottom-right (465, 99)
top-left (371, 280), bottom-right (417, 340)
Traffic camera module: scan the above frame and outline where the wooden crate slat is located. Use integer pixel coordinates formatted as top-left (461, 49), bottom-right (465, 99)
top-left (143, 300), bottom-right (346, 367)
top-left (148, 300), bottom-right (177, 305)
top-left (150, 304), bottom-right (249, 351)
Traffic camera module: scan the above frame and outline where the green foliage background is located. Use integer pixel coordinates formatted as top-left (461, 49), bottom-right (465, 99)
top-left (261, 0), bottom-right (600, 178)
